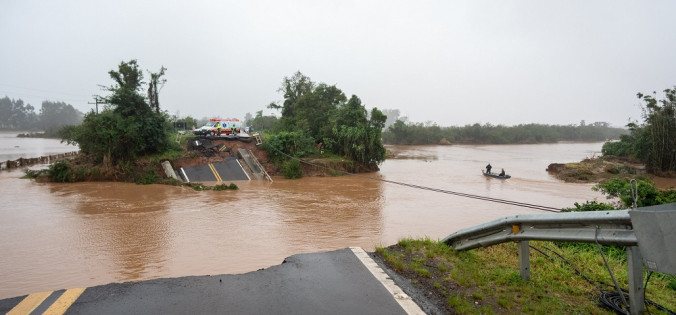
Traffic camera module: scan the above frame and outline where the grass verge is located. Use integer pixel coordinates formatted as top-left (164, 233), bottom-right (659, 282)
top-left (375, 238), bottom-right (676, 314)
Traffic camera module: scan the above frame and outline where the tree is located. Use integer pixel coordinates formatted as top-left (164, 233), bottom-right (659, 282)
top-left (268, 72), bottom-right (387, 168)
top-left (638, 88), bottom-right (676, 172)
top-left (39, 101), bottom-right (83, 130)
top-left (147, 66), bottom-right (167, 113)
top-left (63, 60), bottom-right (174, 168)
top-left (294, 83), bottom-right (346, 141)
top-left (602, 87), bottom-right (676, 173)
top-left (106, 59), bottom-right (149, 118)
top-left (0, 97), bottom-right (36, 129)
top-left (333, 96), bottom-right (386, 166)
top-left (335, 95), bottom-right (367, 128)
top-left (277, 71), bottom-right (316, 129)
top-left (243, 112), bottom-right (253, 126)
top-left (381, 109), bottom-right (400, 129)
top-left (250, 110), bottom-right (278, 131)
top-left (182, 116), bottom-right (199, 130)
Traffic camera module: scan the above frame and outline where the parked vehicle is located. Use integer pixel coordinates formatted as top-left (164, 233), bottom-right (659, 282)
top-left (193, 118), bottom-right (242, 136)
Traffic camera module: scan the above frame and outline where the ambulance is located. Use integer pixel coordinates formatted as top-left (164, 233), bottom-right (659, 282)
top-left (193, 118), bottom-right (242, 136)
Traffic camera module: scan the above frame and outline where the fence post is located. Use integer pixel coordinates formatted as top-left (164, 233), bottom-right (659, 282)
top-left (518, 241), bottom-right (530, 280)
top-left (627, 246), bottom-right (644, 315)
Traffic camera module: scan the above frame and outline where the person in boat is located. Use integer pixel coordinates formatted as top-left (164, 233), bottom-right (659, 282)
top-left (499, 168), bottom-right (505, 177)
top-left (486, 163), bottom-right (492, 174)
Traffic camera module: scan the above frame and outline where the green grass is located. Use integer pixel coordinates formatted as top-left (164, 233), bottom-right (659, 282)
top-left (376, 239), bottom-right (676, 314)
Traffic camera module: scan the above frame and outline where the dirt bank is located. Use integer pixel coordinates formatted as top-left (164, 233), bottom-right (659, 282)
top-left (174, 137), bottom-right (376, 178)
top-left (547, 156), bottom-right (676, 189)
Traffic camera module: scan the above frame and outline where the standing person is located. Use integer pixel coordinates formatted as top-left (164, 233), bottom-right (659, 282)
top-left (217, 122), bottom-right (221, 135)
top-left (486, 163), bottom-right (492, 174)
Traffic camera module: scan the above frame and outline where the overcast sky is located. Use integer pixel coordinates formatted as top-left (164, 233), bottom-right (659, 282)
top-left (2, 1), bottom-right (675, 127)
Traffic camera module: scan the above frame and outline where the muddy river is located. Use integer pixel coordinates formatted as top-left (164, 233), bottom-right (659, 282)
top-left (0, 132), bottom-right (607, 299)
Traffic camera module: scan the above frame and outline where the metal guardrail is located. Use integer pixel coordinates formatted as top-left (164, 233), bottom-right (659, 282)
top-left (441, 209), bottom-right (659, 315)
top-left (443, 210), bottom-right (636, 250)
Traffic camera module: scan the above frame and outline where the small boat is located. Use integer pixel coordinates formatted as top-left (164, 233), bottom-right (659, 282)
top-left (482, 170), bottom-right (511, 179)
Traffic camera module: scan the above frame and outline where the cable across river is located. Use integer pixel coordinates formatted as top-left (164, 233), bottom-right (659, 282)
top-left (266, 144), bottom-right (563, 213)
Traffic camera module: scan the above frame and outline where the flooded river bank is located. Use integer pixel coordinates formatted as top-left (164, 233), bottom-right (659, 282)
top-left (1, 135), bottom-right (606, 299)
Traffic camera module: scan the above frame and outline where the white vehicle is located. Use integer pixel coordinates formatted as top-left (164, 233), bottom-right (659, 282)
top-left (193, 118), bottom-right (242, 136)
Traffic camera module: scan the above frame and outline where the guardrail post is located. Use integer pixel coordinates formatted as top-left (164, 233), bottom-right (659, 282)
top-left (627, 246), bottom-right (644, 315)
top-left (518, 241), bottom-right (530, 280)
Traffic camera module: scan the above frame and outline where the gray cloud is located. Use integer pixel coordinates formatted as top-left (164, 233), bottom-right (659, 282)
top-left (2, 0), bottom-right (675, 127)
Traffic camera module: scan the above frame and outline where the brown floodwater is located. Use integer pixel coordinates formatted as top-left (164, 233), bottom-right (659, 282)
top-left (0, 135), bottom-right (608, 299)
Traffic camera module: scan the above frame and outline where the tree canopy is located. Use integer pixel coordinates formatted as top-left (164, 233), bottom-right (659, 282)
top-left (602, 87), bottom-right (676, 173)
top-left (1, 97), bottom-right (82, 132)
top-left (383, 121), bottom-right (627, 145)
top-left (0, 97), bottom-right (37, 129)
top-left (267, 71), bottom-right (386, 167)
top-left (62, 60), bottom-right (174, 167)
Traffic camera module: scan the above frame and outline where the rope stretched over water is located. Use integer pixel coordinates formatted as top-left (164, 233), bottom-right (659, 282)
top-left (267, 144), bottom-right (563, 213)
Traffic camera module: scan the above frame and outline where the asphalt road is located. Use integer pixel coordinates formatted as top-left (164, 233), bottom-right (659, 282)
top-left (1, 248), bottom-right (425, 315)
top-left (180, 157), bottom-right (249, 182)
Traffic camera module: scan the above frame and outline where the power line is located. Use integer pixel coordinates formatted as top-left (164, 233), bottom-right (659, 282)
top-left (0, 90), bottom-right (90, 104)
top-left (0, 83), bottom-right (91, 98)
top-left (265, 143), bottom-right (563, 213)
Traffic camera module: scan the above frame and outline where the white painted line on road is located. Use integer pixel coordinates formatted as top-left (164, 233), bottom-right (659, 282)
top-left (236, 159), bottom-right (251, 180)
top-left (180, 168), bottom-right (189, 183)
top-left (350, 247), bottom-right (425, 315)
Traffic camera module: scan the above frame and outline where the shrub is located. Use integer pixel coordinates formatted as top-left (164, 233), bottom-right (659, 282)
top-left (134, 168), bottom-right (160, 185)
top-left (264, 131), bottom-right (316, 163)
top-left (48, 160), bottom-right (73, 182)
top-left (282, 159), bottom-right (303, 179)
top-left (562, 201), bottom-right (615, 212)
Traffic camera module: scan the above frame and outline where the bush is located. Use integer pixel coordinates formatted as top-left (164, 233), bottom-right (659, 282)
top-left (282, 159), bottom-right (303, 179)
top-left (264, 131), bottom-right (316, 163)
top-left (594, 178), bottom-right (676, 208)
top-left (48, 159), bottom-right (74, 182)
top-left (134, 168), bottom-right (160, 185)
top-left (562, 201), bottom-right (615, 212)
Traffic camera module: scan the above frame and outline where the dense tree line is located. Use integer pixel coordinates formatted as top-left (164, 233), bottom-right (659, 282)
top-left (602, 87), bottom-right (676, 174)
top-left (382, 121), bottom-right (626, 145)
top-left (244, 110), bottom-right (278, 131)
top-left (264, 71), bottom-right (386, 174)
top-left (61, 60), bottom-right (175, 168)
top-left (0, 97), bottom-right (83, 133)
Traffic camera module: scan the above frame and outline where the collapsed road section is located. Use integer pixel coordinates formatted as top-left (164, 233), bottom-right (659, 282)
top-left (175, 138), bottom-right (271, 183)
top-left (178, 158), bottom-right (249, 182)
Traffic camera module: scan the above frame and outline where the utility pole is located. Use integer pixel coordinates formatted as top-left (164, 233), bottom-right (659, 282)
top-left (88, 95), bottom-right (106, 114)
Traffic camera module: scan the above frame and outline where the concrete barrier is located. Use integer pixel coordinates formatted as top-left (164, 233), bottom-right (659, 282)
top-left (0, 151), bottom-right (79, 171)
